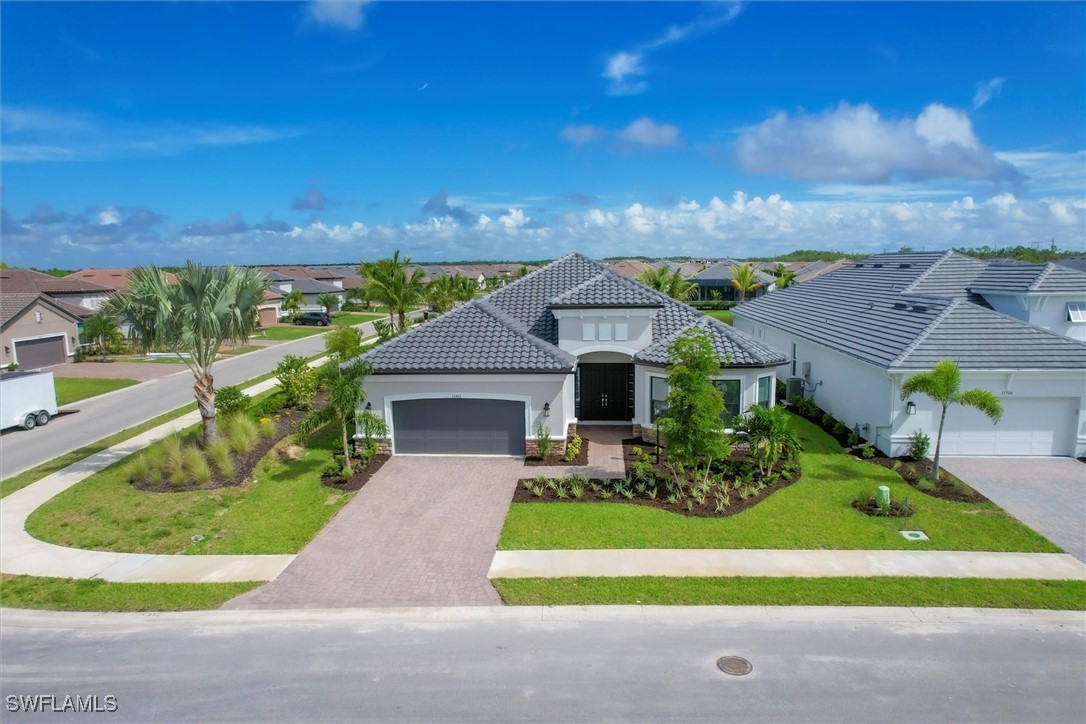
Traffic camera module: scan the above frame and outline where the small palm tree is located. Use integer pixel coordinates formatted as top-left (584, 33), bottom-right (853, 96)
top-left (82, 309), bottom-right (120, 362)
top-left (426, 275), bottom-right (459, 313)
top-left (297, 359), bottom-right (372, 476)
top-left (109, 262), bottom-right (267, 444)
top-left (281, 290), bottom-right (304, 318)
top-left (637, 267), bottom-right (698, 301)
top-left (317, 292), bottom-right (340, 315)
top-left (453, 275), bottom-right (477, 303)
top-left (360, 250), bottom-right (427, 331)
top-left (900, 360), bottom-right (1004, 481)
top-left (730, 264), bottom-right (763, 302)
top-left (737, 404), bottom-right (801, 475)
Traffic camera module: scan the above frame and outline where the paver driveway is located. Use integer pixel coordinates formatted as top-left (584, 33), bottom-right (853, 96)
top-left (224, 456), bottom-right (523, 609)
top-left (940, 457), bottom-right (1086, 562)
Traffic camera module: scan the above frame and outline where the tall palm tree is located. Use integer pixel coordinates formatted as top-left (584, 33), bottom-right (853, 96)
top-left (296, 359), bottom-right (373, 476)
top-left (359, 250), bottom-right (427, 331)
top-left (82, 309), bottom-right (120, 362)
top-left (317, 292), bottom-right (340, 315)
top-left (109, 262), bottom-right (267, 444)
top-left (730, 264), bottom-right (763, 302)
top-left (426, 275), bottom-right (459, 313)
top-left (637, 267), bottom-right (698, 301)
top-left (453, 275), bottom-right (477, 303)
top-left (900, 360), bottom-right (1004, 482)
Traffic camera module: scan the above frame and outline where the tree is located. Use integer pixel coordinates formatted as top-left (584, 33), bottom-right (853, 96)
top-left (343, 286), bottom-right (368, 310)
top-left (730, 264), bottom-right (763, 302)
top-left (736, 404), bottom-right (801, 475)
top-left (359, 250), bottom-right (427, 331)
top-left (109, 262), bottom-right (267, 444)
top-left (82, 309), bottom-right (121, 362)
top-left (324, 324), bottom-right (364, 364)
top-left (297, 359), bottom-right (373, 476)
top-left (426, 275), bottom-right (459, 313)
top-left (515, 265), bottom-right (529, 278)
top-left (656, 329), bottom-right (731, 475)
top-left (769, 263), bottom-right (797, 290)
top-left (317, 292), bottom-right (340, 315)
top-left (281, 290), bottom-right (304, 317)
top-left (637, 267), bottom-right (698, 301)
top-left (453, 275), bottom-right (477, 303)
top-left (900, 360), bottom-right (1004, 482)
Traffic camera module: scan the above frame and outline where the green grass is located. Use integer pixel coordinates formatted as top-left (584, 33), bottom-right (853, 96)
top-left (256, 325), bottom-right (328, 340)
top-left (332, 313), bottom-right (381, 326)
top-left (704, 309), bottom-right (734, 325)
top-left (0, 574), bottom-right (260, 611)
top-left (494, 577), bottom-right (1086, 610)
top-left (54, 377), bottom-right (140, 406)
top-left (26, 422), bottom-right (352, 555)
top-left (498, 413), bottom-right (1059, 553)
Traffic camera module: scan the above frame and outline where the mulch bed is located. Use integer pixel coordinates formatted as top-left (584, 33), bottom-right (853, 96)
top-left (524, 440), bottom-right (590, 467)
top-left (131, 407), bottom-right (307, 493)
top-left (851, 498), bottom-right (916, 518)
top-left (866, 455), bottom-right (989, 503)
top-left (321, 453), bottom-right (391, 491)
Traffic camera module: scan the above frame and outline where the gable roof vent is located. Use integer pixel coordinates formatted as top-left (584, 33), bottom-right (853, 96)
top-left (873, 263), bottom-right (883, 268)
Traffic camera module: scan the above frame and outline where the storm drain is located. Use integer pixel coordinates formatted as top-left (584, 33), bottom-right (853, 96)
top-left (716, 656), bottom-right (753, 676)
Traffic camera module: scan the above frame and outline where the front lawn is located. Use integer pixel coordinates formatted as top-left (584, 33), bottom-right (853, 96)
top-left (54, 377), bottom-right (139, 406)
top-left (333, 313), bottom-right (382, 326)
top-left (26, 421), bottom-right (353, 555)
top-left (498, 413), bottom-right (1059, 553)
top-left (257, 325), bottom-right (327, 340)
top-left (0, 574), bottom-right (259, 612)
top-left (494, 576), bottom-right (1086, 610)
top-left (704, 309), bottom-right (734, 325)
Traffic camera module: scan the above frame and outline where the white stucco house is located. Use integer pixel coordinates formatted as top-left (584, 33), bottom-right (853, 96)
top-left (353, 253), bottom-right (788, 456)
top-left (732, 251), bottom-right (1086, 458)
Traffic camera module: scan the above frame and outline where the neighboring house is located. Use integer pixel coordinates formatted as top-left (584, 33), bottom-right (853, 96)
top-left (606, 259), bottom-right (657, 279)
top-left (1, 293), bottom-right (92, 369)
top-left (261, 265), bottom-right (345, 288)
top-left (1056, 256), bottom-right (1086, 273)
top-left (968, 260), bottom-right (1086, 341)
top-left (655, 260), bottom-right (705, 277)
top-left (692, 261), bottom-right (776, 301)
top-left (791, 258), bottom-right (851, 285)
top-left (0, 268), bottom-right (114, 311)
top-left (353, 253), bottom-right (787, 456)
top-left (732, 251), bottom-right (1086, 458)
top-left (257, 289), bottom-right (283, 328)
top-left (264, 272), bottom-right (345, 313)
top-left (64, 268), bottom-right (179, 293)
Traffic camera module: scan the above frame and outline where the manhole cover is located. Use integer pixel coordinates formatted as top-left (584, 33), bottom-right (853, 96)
top-left (716, 656), bottom-right (753, 676)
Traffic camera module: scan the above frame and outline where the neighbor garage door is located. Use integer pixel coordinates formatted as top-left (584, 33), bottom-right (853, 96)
top-left (392, 398), bottom-right (526, 455)
top-left (939, 397), bottom-right (1078, 456)
top-left (14, 336), bottom-right (66, 369)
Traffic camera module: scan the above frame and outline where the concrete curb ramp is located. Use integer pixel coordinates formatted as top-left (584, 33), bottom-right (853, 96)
top-left (489, 549), bottom-right (1086, 580)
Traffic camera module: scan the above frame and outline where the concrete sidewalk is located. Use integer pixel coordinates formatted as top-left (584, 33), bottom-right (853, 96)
top-left (489, 548), bottom-right (1086, 580)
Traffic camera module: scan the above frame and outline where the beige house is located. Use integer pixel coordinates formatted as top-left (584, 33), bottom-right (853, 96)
top-left (1, 294), bottom-right (91, 369)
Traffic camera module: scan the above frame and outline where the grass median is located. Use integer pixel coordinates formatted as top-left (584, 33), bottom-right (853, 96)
top-left (0, 574), bottom-right (260, 612)
top-left (54, 377), bottom-right (140, 406)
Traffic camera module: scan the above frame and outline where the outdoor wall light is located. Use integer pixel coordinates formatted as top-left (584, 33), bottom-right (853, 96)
top-left (543, 402), bottom-right (551, 417)
top-left (906, 401), bottom-right (917, 415)
top-left (365, 402), bottom-right (372, 411)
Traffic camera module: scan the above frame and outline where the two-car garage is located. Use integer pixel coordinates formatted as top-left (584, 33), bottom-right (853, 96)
top-left (938, 396), bottom-right (1080, 457)
top-left (13, 336), bottom-right (68, 369)
top-left (390, 398), bottom-right (527, 455)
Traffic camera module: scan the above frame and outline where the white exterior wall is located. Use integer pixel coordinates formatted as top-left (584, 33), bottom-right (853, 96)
top-left (978, 292), bottom-right (1086, 341)
top-left (553, 308), bottom-right (657, 357)
top-left (634, 363), bottom-right (780, 430)
top-left (360, 373), bottom-right (573, 442)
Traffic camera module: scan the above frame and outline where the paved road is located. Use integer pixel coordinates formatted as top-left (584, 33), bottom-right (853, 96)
top-left (0, 320), bottom-right (384, 480)
top-left (1, 609), bottom-right (1082, 722)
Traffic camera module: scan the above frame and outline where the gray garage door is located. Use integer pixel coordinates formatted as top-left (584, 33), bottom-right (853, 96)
top-left (14, 336), bottom-right (66, 369)
top-left (392, 398), bottom-right (526, 455)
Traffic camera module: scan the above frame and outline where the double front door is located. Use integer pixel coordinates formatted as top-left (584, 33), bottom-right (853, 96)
top-left (578, 363), bottom-right (632, 421)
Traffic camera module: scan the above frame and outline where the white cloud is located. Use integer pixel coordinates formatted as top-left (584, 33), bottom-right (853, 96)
top-left (736, 102), bottom-right (1022, 186)
top-left (602, 52), bottom-right (647, 96)
top-left (617, 117), bottom-right (682, 149)
top-left (973, 77), bottom-right (1005, 110)
top-left (561, 124), bottom-right (606, 147)
top-left (498, 208), bottom-right (528, 230)
top-left (305, 1), bottom-right (372, 31)
top-left (98, 207), bottom-right (121, 225)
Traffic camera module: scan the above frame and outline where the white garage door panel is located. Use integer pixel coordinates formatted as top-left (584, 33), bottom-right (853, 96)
top-left (940, 397), bottom-right (1077, 456)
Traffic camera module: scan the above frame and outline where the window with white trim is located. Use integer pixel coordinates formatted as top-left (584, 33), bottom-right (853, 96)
top-left (757, 375), bottom-right (773, 408)
top-left (650, 376), bottom-right (668, 423)
top-left (1068, 302), bottom-right (1086, 323)
top-left (712, 379), bottom-right (742, 425)
top-left (598, 322), bottom-right (612, 341)
top-left (614, 323), bottom-right (629, 341)
top-left (582, 323), bottom-right (595, 341)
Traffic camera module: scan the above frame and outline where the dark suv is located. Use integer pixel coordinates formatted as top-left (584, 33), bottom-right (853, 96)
top-left (293, 311), bottom-right (331, 326)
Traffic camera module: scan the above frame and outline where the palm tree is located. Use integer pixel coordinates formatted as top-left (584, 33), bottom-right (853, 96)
top-left (900, 360), bottom-right (1004, 482)
top-left (736, 404), bottom-right (802, 475)
top-left (297, 359), bottom-right (372, 476)
top-left (281, 290), bottom-right (304, 318)
top-left (453, 275), bottom-right (477, 303)
top-left (82, 309), bottom-right (120, 362)
top-left (637, 267), bottom-right (698, 301)
top-left (426, 275), bottom-right (459, 313)
top-left (343, 286), bottom-right (368, 311)
top-left (109, 262), bottom-right (267, 444)
top-left (317, 292), bottom-right (340, 315)
top-left (360, 250), bottom-right (427, 331)
top-left (730, 264), bottom-right (763, 302)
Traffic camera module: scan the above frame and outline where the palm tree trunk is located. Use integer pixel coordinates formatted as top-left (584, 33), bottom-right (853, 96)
top-left (341, 424), bottom-right (353, 476)
top-left (932, 404), bottom-right (948, 483)
top-left (194, 369), bottom-right (218, 445)
top-left (397, 309), bottom-right (407, 331)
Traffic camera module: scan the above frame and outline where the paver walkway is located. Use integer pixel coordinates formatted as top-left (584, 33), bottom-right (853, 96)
top-left (941, 457), bottom-right (1086, 563)
top-left (224, 456), bottom-right (524, 609)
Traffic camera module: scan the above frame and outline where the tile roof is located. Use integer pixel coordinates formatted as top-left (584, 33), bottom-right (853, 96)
top-left (693, 261), bottom-right (775, 285)
top-left (357, 253), bottom-right (786, 374)
top-left (0, 268), bottom-right (113, 295)
top-left (549, 271), bottom-right (664, 308)
top-left (793, 258), bottom-right (851, 284)
top-left (606, 259), bottom-right (656, 279)
top-left (64, 268), bottom-right (178, 291)
top-left (269, 278), bottom-right (343, 294)
top-left (969, 260), bottom-right (1086, 294)
top-left (0, 293), bottom-right (91, 327)
top-left (260, 265), bottom-right (344, 281)
top-left (733, 251), bottom-right (1086, 371)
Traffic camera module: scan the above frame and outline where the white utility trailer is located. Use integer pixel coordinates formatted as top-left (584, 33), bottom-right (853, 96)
top-left (0, 370), bottom-right (59, 431)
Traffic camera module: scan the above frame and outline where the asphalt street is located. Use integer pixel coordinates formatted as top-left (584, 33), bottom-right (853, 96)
top-left (1, 610), bottom-right (1083, 722)
top-left (0, 319), bottom-right (384, 480)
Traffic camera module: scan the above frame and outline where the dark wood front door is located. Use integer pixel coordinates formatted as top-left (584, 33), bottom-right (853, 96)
top-left (578, 363), bottom-right (632, 421)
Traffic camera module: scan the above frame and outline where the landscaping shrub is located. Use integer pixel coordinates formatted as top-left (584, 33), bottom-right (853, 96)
top-left (215, 385), bottom-right (250, 416)
top-left (184, 447), bottom-right (213, 486)
top-left (223, 414), bottom-right (260, 456)
top-left (535, 422), bottom-right (554, 460)
top-left (689, 301), bottom-right (737, 311)
top-left (206, 438), bottom-right (235, 480)
top-left (258, 417), bottom-right (277, 439)
top-left (249, 391), bottom-right (288, 418)
top-left (357, 410), bottom-right (389, 453)
top-left (162, 436), bottom-right (185, 477)
top-left (275, 355), bottom-right (318, 409)
top-left (563, 434), bottom-right (582, 462)
top-left (907, 429), bottom-right (931, 460)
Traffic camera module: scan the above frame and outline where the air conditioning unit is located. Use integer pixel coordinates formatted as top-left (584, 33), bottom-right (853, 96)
top-left (786, 377), bottom-right (806, 400)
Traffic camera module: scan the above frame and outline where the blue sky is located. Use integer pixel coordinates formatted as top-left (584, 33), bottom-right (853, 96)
top-left (2, 1), bottom-right (1084, 267)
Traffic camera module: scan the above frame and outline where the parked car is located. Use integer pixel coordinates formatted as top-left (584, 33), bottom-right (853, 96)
top-left (293, 311), bottom-right (331, 326)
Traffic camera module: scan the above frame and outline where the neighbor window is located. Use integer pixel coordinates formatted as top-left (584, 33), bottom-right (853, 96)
top-left (650, 376), bottom-right (668, 423)
top-left (614, 323), bottom-right (629, 341)
top-left (757, 375), bottom-right (772, 407)
top-left (582, 323), bottom-right (595, 341)
top-left (790, 342), bottom-right (797, 376)
top-left (1068, 302), bottom-right (1086, 323)
top-left (598, 322), bottom-right (612, 341)
top-left (712, 379), bottom-right (742, 425)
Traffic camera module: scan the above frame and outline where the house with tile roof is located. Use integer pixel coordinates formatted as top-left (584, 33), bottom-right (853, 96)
top-left (1, 268), bottom-right (114, 311)
top-left (692, 260), bottom-right (776, 301)
top-left (733, 251), bottom-right (1086, 458)
top-left (352, 253), bottom-right (787, 456)
top-left (1, 293), bottom-right (92, 369)
top-left (259, 268), bottom-right (345, 313)
top-left (63, 268), bottom-right (179, 293)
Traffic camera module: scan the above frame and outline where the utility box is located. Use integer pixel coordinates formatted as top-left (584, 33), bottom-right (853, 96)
top-left (0, 370), bottom-right (59, 431)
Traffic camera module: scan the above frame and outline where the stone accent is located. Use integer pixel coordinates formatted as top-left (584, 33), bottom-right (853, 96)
top-left (526, 439), bottom-right (567, 458)
top-left (567, 422), bottom-right (578, 438)
top-left (354, 437), bottom-right (391, 455)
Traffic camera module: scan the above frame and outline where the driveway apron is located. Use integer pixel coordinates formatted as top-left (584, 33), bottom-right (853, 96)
top-left (940, 457), bottom-right (1086, 562)
top-left (224, 456), bottom-right (523, 609)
